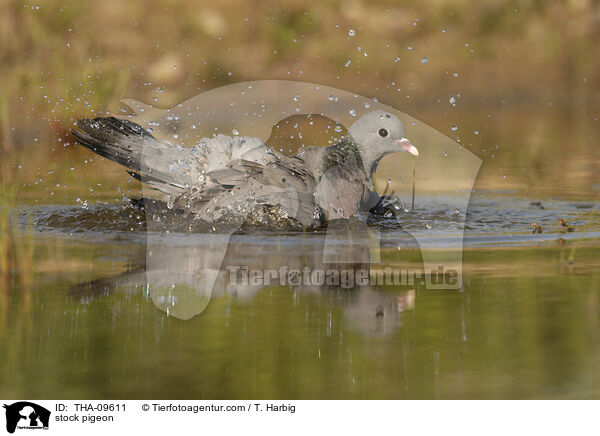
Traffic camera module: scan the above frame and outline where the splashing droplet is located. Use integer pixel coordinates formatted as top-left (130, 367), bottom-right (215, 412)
top-left (451, 124), bottom-right (458, 132)
top-left (348, 29), bottom-right (356, 37)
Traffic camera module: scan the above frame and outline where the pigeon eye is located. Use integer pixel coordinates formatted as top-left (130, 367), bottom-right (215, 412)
top-left (378, 128), bottom-right (388, 137)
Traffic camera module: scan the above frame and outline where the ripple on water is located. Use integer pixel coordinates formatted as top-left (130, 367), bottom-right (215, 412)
top-left (14, 194), bottom-right (600, 248)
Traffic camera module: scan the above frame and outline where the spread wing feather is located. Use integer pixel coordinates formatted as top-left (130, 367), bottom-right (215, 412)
top-left (73, 117), bottom-right (322, 226)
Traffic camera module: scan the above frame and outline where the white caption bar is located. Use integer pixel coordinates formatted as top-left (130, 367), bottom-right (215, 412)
top-left (0, 400), bottom-right (595, 435)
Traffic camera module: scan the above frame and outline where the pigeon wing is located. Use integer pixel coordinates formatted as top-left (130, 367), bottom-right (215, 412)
top-left (181, 156), bottom-right (321, 226)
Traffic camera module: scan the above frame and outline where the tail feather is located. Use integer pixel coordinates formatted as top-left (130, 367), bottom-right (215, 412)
top-left (72, 117), bottom-right (191, 195)
top-left (72, 117), bottom-right (150, 170)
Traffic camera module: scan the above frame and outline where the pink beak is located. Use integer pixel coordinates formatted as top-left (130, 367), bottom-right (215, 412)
top-left (398, 137), bottom-right (419, 156)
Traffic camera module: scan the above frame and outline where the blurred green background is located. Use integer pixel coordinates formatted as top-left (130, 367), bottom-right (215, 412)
top-left (0, 0), bottom-right (599, 195)
top-left (1, 0), bottom-right (599, 125)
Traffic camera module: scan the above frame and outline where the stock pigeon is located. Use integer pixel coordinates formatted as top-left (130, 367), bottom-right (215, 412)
top-left (72, 110), bottom-right (418, 227)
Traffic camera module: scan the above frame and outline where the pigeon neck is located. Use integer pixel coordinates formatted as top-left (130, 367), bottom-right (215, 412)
top-left (355, 139), bottom-right (394, 181)
top-left (368, 155), bottom-right (384, 181)
top-left (322, 136), bottom-right (365, 175)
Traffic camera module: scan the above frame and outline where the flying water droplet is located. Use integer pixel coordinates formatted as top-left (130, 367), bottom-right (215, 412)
top-left (450, 124), bottom-right (458, 131)
top-left (348, 29), bottom-right (356, 37)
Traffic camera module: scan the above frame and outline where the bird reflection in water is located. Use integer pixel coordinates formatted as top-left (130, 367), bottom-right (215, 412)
top-left (72, 220), bottom-right (418, 337)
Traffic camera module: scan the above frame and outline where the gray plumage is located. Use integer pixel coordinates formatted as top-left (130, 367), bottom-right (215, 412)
top-left (72, 110), bottom-right (418, 227)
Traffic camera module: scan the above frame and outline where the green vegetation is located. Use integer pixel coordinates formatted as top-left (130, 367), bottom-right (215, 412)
top-left (1, 0), bottom-right (598, 144)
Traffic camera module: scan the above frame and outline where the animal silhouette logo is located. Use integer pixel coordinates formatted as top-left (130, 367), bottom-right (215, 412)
top-left (2, 402), bottom-right (50, 434)
top-left (81, 80), bottom-right (481, 320)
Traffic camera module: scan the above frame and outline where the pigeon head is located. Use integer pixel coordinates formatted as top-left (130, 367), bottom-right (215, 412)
top-left (348, 110), bottom-right (418, 178)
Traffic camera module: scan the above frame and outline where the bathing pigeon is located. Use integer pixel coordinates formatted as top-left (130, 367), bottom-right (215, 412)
top-left (72, 110), bottom-right (418, 227)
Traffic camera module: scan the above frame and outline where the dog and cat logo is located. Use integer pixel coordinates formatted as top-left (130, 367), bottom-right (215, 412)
top-left (2, 402), bottom-right (50, 433)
